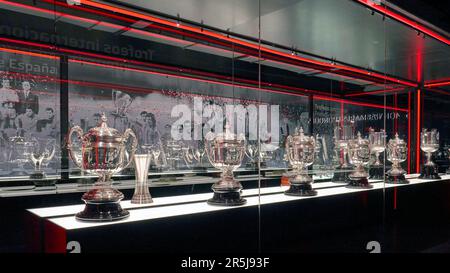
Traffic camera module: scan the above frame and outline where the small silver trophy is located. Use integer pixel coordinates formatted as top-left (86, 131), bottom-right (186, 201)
top-left (8, 135), bottom-right (35, 176)
top-left (332, 120), bottom-right (355, 183)
top-left (368, 128), bottom-right (386, 180)
top-left (183, 145), bottom-right (207, 171)
top-left (205, 123), bottom-right (246, 206)
top-left (131, 153), bottom-right (153, 204)
top-left (386, 133), bottom-right (409, 184)
top-left (419, 128), bottom-right (441, 179)
top-left (245, 142), bottom-right (259, 169)
top-left (284, 127), bottom-right (316, 196)
top-left (30, 138), bottom-right (56, 188)
top-left (347, 132), bottom-right (372, 189)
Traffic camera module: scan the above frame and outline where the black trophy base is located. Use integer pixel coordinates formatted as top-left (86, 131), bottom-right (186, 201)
top-left (75, 202), bottom-right (130, 222)
top-left (369, 166), bottom-right (385, 180)
top-left (332, 166), bottom-right (352, 183)
top-left (385, 174), bottom-right (409, 184)
top-left (207, 191), bottom-right (247, 206)
top-left (346, 177), bottom-right (373, 189)
top-left (419, 165), bottom-right (441, 180)
top-left (284, 183), bottom-right (317, 197)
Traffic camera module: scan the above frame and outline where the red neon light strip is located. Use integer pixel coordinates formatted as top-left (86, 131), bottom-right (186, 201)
top-left (416, 89), bottom-right (421, 173)
top-left (0, 0), bottom-right (416, 87)
top-left (407, 92), bottom-right (411, 174)
top-left (424, 80), bottom-right (450, 88)
top-left (344, 87), bottom-right (405, 97)
top-left (74, 0), bottom-right (416, 87)
top-left (357, 0), bottom-right (450, 46)
top-left (0, 46), bottom-right (58, 59)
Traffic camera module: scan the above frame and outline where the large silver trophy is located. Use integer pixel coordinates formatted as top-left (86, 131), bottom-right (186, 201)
top-left (67, 113), bottom-right (138, 221)
top-left (332, 120), bottom-right (355, 183)
top-left (30, 138), bottom-right (56, 187)
top-left (347, 132), bottom-right (372, 189)
top-left (419, 128), bottom-right (441, 179)
top-left (205, 123), bottom-right (246, 206)
top-left (284, 127), bottom-right (317, 196)
top-left (386, 133), bottom-right (409, 184)
top-left (368, 128), bottom-right (386, 180)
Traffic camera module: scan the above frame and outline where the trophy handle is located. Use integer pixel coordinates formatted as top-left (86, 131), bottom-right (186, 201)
top-left (67, 126), bottom-right (84, 169)
top-left (121, 128), bottom-right (138, 170)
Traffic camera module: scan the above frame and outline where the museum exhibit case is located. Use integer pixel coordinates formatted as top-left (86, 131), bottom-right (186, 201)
top-left (0, 0), bottom-right (449, 253)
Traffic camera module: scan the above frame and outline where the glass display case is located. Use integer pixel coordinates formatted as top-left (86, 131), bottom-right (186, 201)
top-left (0, 0), bottom-right (449, 253)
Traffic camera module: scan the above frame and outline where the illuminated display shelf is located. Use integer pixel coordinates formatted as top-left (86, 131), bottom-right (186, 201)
top-left (28, 174), bottom-right (450, 231)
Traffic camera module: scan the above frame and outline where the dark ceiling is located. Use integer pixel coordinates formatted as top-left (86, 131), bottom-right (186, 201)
top-left (389, 0), bottom-right (450, 33)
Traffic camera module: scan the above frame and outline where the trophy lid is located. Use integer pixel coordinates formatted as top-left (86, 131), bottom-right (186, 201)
top-left (85, 113), bottom-right (124, 145)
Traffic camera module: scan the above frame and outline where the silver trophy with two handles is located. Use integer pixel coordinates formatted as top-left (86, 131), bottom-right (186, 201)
top-left (67, 113), bottom-right (138, 221)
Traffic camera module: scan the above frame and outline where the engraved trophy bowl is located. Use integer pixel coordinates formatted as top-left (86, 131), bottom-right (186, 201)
top-left (8, 135), bottom-right (35, 176)
top-left (205, 123), bottom-right (246, 206)
top-left (368, 128), bottom-right (386, 180)
top-left (347, 132), bottom-right (372, 189)
top-left (67, 113), bottom-right (138, 221)
top-left (419, 128), bottom-right (441, 179)
top-left (30, 138), bottom-right (56, 188)
top-left (284, 127), bottom-right (317, 196)
top-left (332, 120), bottom-right (355, 183)
top-left (386, 133), bottom-right (409, 184)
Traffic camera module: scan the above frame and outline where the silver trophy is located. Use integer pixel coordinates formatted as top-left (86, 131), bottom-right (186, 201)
top-left (368, 128), bottom-right (386, 180)
top-left (131, 153), bottom-right (153, 204)
top-left (332, 120), bottom-right (355, 183)
top-left (284, 127), bottom-right (317, 196)
top-left (205, 123), bottom-right (246, 206)
top-left (29, 138), bottom-right (56, 187)
top-left (386, 133), bottom-right (409, 184)
top-left (8, 135), bottom-right (35, 176)
top-left (347, 132), bottom-right (372, 189)
top-left (183, 144), bottom-right (207, 171)
top-left (67, 113), bottom-right (138, 221)
top-left (245, 142), bottom-right (259, 169)
top-left (419, 128), bottom-right (441, 179)
top-left (164, 139), bottom-right (183, 171)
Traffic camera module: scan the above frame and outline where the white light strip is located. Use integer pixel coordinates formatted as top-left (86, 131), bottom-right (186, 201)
top-left (42, 175), bottom-right (450, 230)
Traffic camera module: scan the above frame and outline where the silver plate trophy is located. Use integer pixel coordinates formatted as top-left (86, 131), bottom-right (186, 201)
top-left (419, 128), bottom-right (441, 179)
top-left (347, 132), bottom-right (372, 189)
top-left (368, 128), bottom-right (386, 180)
top-left (332, 120), bottom-right (355, 183)
top-left (30, 138), bottom-right (56, 188)
top-left (284, 127), bottom-right (317, 196)
top-left (67, 113), bottom-right (138, 221)
top-left (205, 123), bottom-right (246, 206)
top-left (131, 153), bottom-right (153, 204)
top-left (386, 133), bottom-right (409, 184)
